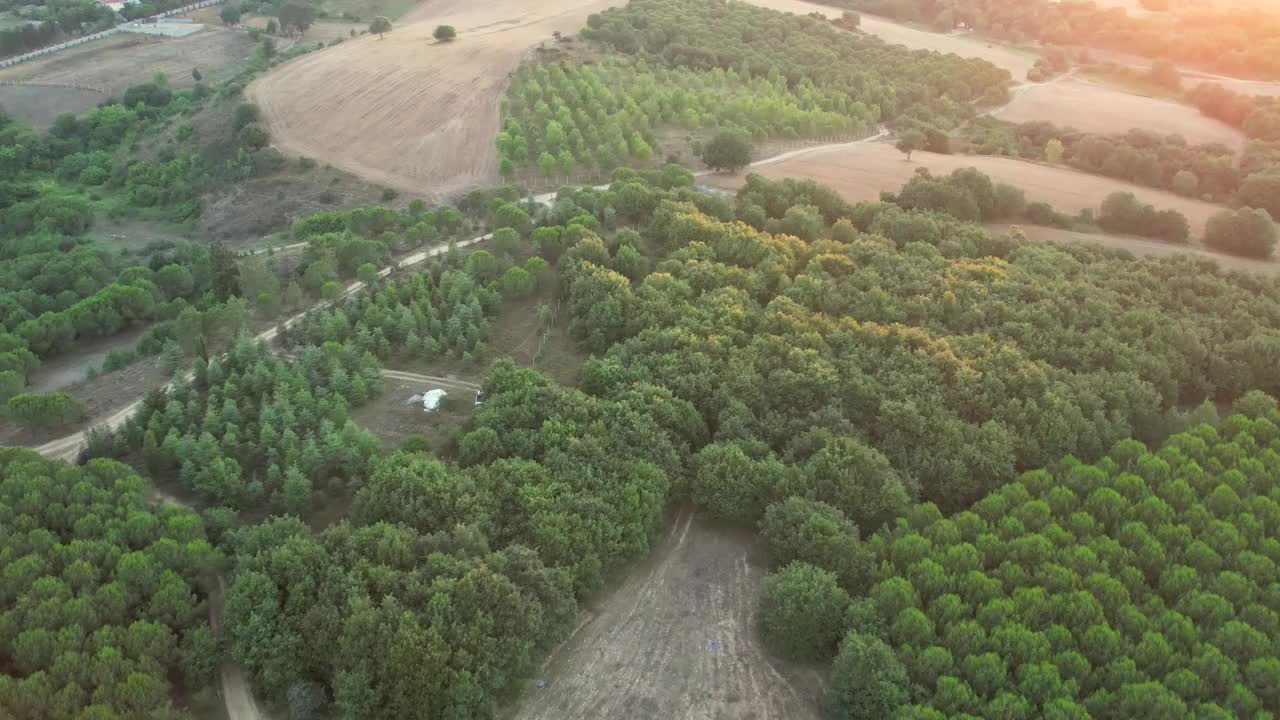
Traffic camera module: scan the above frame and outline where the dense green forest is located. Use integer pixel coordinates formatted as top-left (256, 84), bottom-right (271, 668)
top-left (7, 152), bottom-right (1280, 718)
top-left (89, 340), bottom-right (382, 511)
top-left (824, 0), bottom-right (1280, 80)
top-left (223, 360), bottom-right (699, 718)
top-left (0, 450), bottom-right (221, 720)
top-left (7, 0), bottom-right (1280, 711)
top-left (796, 406), bottom-right (1280, 718)
top-left (498, 0), bottom-right (1010, 177)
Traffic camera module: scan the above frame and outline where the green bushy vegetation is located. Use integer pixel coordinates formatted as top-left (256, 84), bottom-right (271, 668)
top-left (814, 406), bottom-right (1280, 718)
top-left (87, 340), bottom-right (382, 512)
top-left (501, 59), bottom-right (878, 177)
top-left (223, 359), bottom-right (701, 718)
top-left (4, 145), bottom-right (1275, 720)
top-left (0, 41), bottom-right (320, 400)
top-left (286, 263), bottom-right (499, 363)
top-left (569, 169), bottom-right (1280, 515)
top-left (498, 0), bottom-right (1010, 177)
top-left (960, 118), bottom-right (1246, 201)
top-left (1097, 191), bottom-right (1190, 244)
top-left (0, 449), bottom-right (222, 719)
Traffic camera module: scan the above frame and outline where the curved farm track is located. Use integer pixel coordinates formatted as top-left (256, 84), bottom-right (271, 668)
top-left (247, 0), bottom-right (616, 199)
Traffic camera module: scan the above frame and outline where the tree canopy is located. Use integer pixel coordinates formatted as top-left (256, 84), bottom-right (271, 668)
top-left (0, 450), bottom-right (221, 720)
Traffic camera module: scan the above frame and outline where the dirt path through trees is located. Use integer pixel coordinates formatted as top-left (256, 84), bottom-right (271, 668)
top-left (31, 233), bottom-right (488, 463)
top-left (511, 509), bottom-right (824, 720)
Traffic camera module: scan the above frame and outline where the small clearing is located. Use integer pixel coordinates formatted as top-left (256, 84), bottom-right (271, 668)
top-left (511, 510), bottom-right (824, 720)
top-left (703, 141), bottom-right (1226, 235)
top-left (350, 371), bottom-right (477, 453)
top-left (993, 77), bottom-right (1246, 148)
top-left (25, 324), bottom-right (152, 394)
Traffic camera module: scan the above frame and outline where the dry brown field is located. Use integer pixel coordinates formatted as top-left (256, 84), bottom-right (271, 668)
top-left (705, 141), bottom-right (1226, 234)
top-left (743, 0), bottom-right (1037, 78)
top-left (0, 28), bottom-right (257, 126)
top-left (246, 0), bottom-right (617, 199)
top-left (993, 77), bottom-right (1246, 148)
top-left (510, 510), bottom-right (824, 720)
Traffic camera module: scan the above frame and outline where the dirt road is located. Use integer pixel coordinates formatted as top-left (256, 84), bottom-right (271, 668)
top-left (32, 233), bottom-right (487, 463)
top-left (512, 509), bottom-right (823, 720)
top-left (149, 491), bottom-right (271, 720)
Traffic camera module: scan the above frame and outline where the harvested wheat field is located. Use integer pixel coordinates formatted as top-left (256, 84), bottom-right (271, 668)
top-left (994, 77), bottom-right (1245, 148)
top-left (247, 0), bottom-right (617, 199)
top-left (705, 141), bottom-right (1226, 235)
top-left (512, 509), bottom-right (823, 720)
top-left (992, 224), bottom-right (1280, 275)
top-left (742, 0), bottom-right (1035, 79)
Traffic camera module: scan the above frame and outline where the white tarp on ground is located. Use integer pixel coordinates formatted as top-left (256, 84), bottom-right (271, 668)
top-left (423, 388), bottom-right (448, 412)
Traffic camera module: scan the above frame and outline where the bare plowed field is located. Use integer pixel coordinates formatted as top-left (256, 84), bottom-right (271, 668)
top-left (994, 77), bottom-right (1245, 148)
top-left (704, 141), bottom-right (1225, 235)
top-left (512, 510), bottom-right (824, 720)
top-left (246, 0), bottom-right (616, 199)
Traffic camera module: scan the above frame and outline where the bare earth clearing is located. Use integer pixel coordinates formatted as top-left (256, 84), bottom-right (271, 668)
top-left (993, 77), bottom-right (1246, 147)
top-left (704, 142), bottom-right (1225, 235)
top-left (511, 510), bottom-right (824, 720)
top-left (0, 28), bottom-right (257, 126)
top-left (26, 324), bottom-right (152, 394)
top-left (247, 0), bottom-right (617, 199)
top-left (0, 355), bottom-right (169, 448)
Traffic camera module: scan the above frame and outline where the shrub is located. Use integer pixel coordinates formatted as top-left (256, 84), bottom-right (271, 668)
top-left (759, 562), bottom-right (850, 661)
top-left (700, 131), bottom-right (752, 173)
top-left (434, 24), bottom-right (457, 41)
top-left (1204, 207), bottom-right (1277, 258)
top-left (6, 392), bottom-right (86, 430)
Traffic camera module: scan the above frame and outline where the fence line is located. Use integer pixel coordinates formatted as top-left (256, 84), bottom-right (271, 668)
top-left (0, 0), bottom-right (225, 70)
top-left (0, 79), bottom-right (106, 93)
